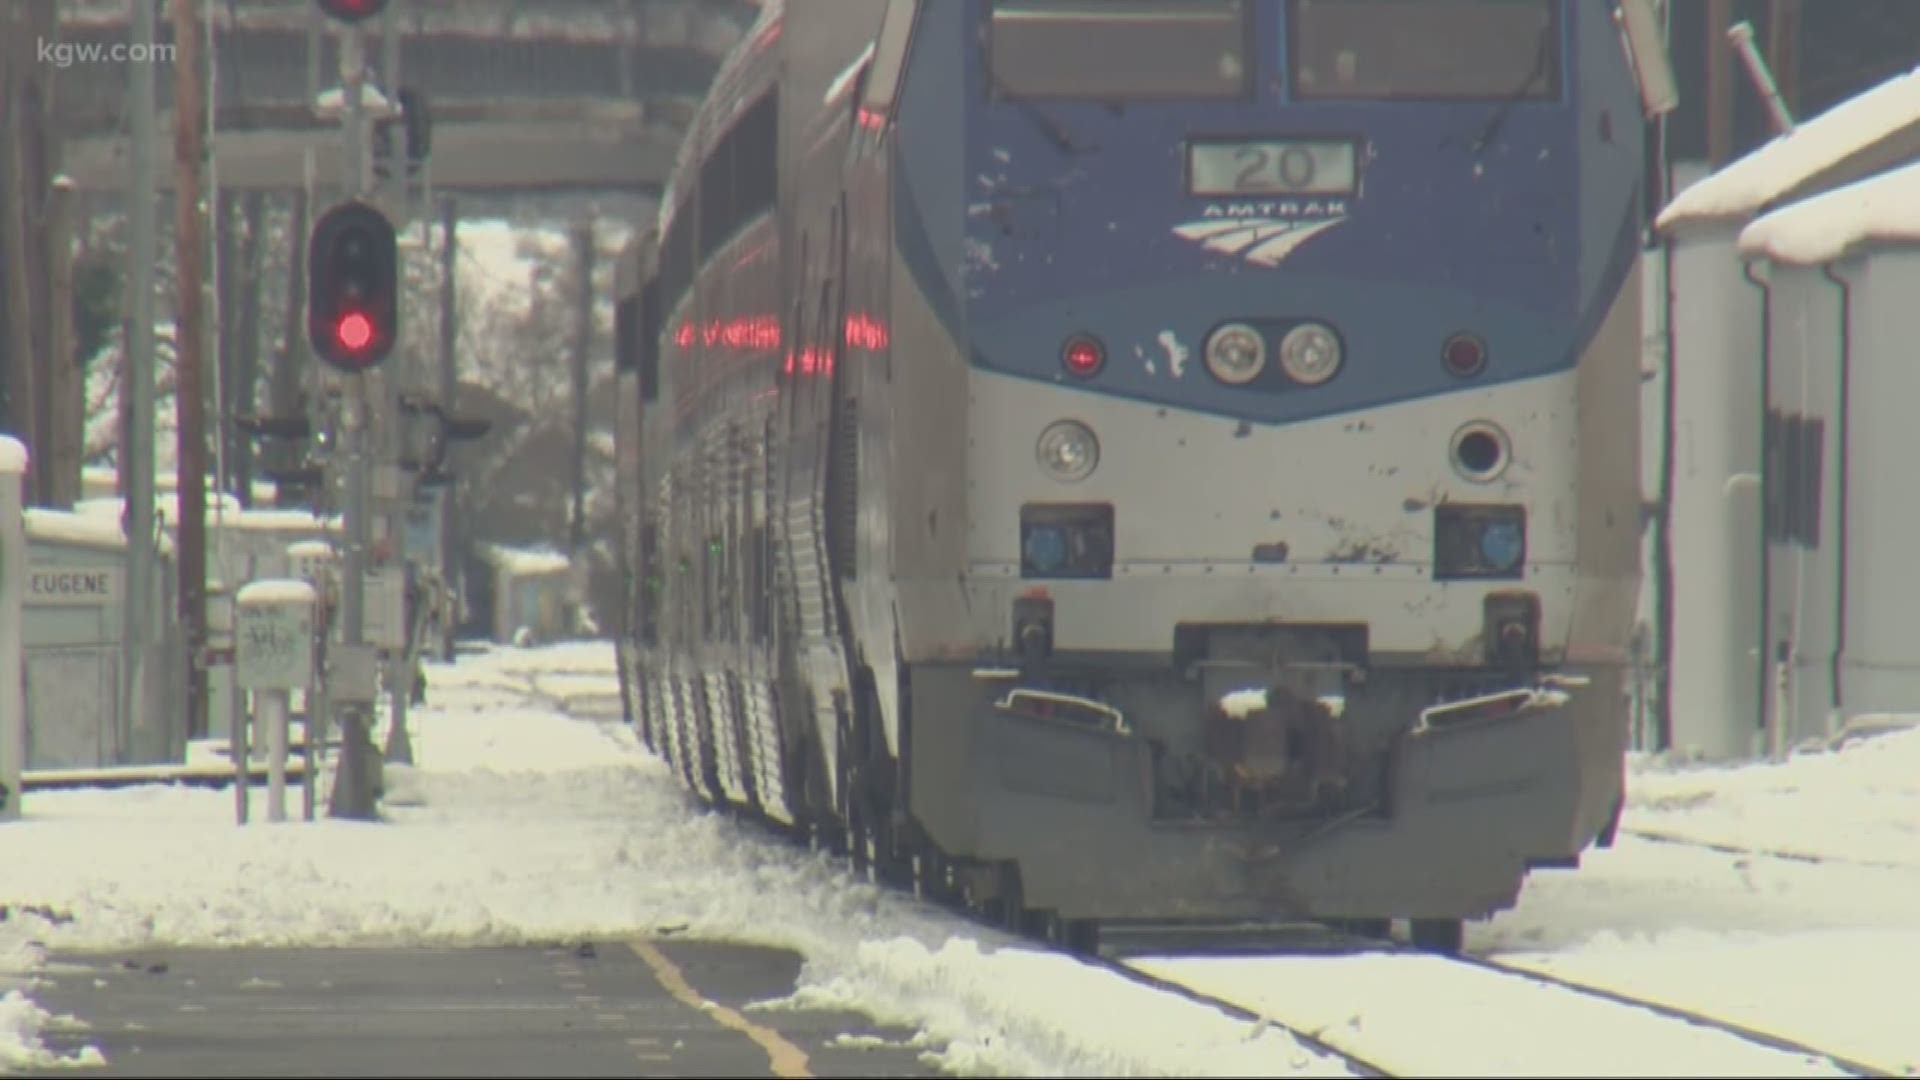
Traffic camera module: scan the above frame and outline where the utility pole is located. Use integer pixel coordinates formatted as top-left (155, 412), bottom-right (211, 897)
top-left (47, 176), bottom-right (79, 509)
top-left (377, 0), bottom-right (418, 771)
top-left (1706, 0), bottom-right (1735, 167)
top-left (0, 4), bottom-right (45, 504)
top-left (328, 13), bottom-right (380, 822)
top-left (568, 221), bottom-right (594, 553)
top-left (173, 0), bottom-right (210, 740)
top-left (215, 191), bottom-right (239, 502)
top-left (41, 11), bottom-right (78, 512)
top-left (0, 7), bottom-right (14, 444)
top-left (271, 189), bottom-right (308, 497)
top-left (437, 195), bottom-right (458, 652)
top-left (233, 192), bottom-right (266, 505)
top-left (125, 0), bottom-right (160, 762)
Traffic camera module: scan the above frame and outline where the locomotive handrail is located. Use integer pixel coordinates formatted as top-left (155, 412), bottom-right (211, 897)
top-left (994, 688), bottom-right (1130, 737)
top-left (1413, 675), bottom-right (1588, 734)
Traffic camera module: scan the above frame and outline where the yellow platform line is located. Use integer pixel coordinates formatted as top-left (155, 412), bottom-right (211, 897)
top-left (628, 939), bottom-right (812, 1079)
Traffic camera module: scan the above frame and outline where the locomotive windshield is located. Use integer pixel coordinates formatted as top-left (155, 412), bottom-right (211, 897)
top-left (988, 0), bottom-right (1248, 99)
top-left (1289, 0), bottom-right (1559, 101)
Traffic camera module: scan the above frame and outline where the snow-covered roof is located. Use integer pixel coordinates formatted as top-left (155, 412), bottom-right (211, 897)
top-left (0, 436), bottom-right (27, 475)
top-left (482, 543), bottom-right (571, 576)
top-left (25, 508), bottom-right (127, 550)
top-left (210, 509), bottom-right (343, 534)
top-left (1738, 159), bottom-right (1920, 266)
top-left (1658, 63), bottom-right (1920, 231)
top-left (1217, 688), bottom-right (1268, 721)
top-left (237, 579), bottom-right (318, 606)
top-left (72, 497), bottom-right (341, 544)
top-left (314, 85), bottom-right (398, 119)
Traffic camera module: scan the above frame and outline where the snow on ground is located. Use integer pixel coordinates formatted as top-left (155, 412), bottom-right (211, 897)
top-left (1477, 733), bottom-right (1920, 1075)
top-left (1135, 732), bottom-right (1920, 1075)
top-left (0, 642), bottom-right (1349, 1078)
top-left (1134, 949), bottom-right (1853, 1077)
top-left (5, 641), bottom-right (1920, 1075)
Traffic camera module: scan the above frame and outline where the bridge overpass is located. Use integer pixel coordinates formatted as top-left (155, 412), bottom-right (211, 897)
top-left (58, 0), bottom-right (758, 194)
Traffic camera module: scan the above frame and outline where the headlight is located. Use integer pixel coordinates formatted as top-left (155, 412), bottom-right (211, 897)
top-left (1278, 322), bottom-right (1342, 385)
top-left (1205, 323), bottom-right (1267, 385)
top-left (1036, 420), bottom-right (1100, 482)
top-left (1450, 421), bottom-right (1511, 483)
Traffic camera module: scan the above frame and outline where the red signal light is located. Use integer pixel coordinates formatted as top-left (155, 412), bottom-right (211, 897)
top-left (336, 312), bottom-right (374, 353)
top-left (308, 199), bottom-right (397, 371)
top-left (1062, 335), bottom-right (1105, 378)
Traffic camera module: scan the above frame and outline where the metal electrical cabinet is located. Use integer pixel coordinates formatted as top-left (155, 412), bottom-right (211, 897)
top-left (23, 511), bottom-right (133, 769)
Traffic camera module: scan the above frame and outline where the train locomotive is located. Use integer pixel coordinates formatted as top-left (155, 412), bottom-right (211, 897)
top-left (611, 0), bottom-right (1672, 953)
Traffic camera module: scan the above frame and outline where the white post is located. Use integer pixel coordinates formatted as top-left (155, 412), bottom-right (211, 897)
top-left (302, 687), bottom-right (316, 822)
top-left (261, 688), bottom-right (290, 823)
top-left (288, 540), bottom-right (335, 822)
top-left (232, 673), bottom-right (250, 826)
top-left (0, 438), bottom-right (27, 822)
top-left (212, 583), bottom-right (247, 824)
top-left (235, 579), bottom-right (318, 825)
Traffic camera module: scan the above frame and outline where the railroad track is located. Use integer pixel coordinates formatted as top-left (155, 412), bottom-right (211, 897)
top-left (1619, 826), bottom-right (1920, 874)
top-left (588, 684), bottom-right (1903, 1077)
top-left (1454, 951), bottom-right (1899, 1078)
top-left (1118, 925), bottom-right (1898, 1078)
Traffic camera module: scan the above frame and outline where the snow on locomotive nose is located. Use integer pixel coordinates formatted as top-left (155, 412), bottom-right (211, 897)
top-left (1203, 687), bottom-right (1349, 814)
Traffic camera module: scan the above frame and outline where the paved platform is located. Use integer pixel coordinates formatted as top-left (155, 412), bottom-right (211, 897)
top-left (27, 938), bottom-right (951, 1078)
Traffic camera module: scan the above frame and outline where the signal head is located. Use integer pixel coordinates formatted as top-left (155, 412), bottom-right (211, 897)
top-left (308, 200), bottom-right (398, 372)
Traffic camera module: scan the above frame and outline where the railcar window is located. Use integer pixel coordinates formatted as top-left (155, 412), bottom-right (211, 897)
top-left (733, 93), bottom-right (778, 227)
top-left (1290, 0), bottom-right (1559, 102)
top-left (614, 295), bottom-right (638, 373)
top-left (660, 213), bottom-right (694, 316)
top-left (699, 142), bottom-right (734, 250)
top-left (694, 91), bottom-right (779, 263)
top-left (988, 0), bottom-right (1247, 100)
top-left (638, 281), bottom-right (662, 403)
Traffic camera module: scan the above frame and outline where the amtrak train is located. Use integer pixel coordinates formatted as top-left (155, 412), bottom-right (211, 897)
top-left (610, 0), bottom-right (1673, 954)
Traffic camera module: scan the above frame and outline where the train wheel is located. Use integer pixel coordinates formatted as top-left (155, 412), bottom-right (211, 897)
top-left (1021, 908), bottom-right (1058, 940)
top-left (912, 850), bottom-right (959, 904)
top-left (970, 862), bottom-right (1025, 932)
top-left (1409, 918), bottom-right (1464, 955)
top-left (1061, 919), bottom-right (1101, 957)
top-left (1325, 918), bottom-right (1392, 941)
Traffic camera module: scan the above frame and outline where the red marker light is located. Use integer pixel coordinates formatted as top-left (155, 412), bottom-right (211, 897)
top-left (336, 311), bottom-right (374, 352)
top-left (1062, 335), bottom-right (1105, 378)
top-left (1442, 333), bottom-right (1488, 378)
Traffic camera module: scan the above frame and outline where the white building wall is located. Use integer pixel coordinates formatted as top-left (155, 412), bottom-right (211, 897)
top-left (1665, 226), bottom-right (1766, 759)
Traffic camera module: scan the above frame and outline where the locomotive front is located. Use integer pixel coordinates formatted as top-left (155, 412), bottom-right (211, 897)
top-left (888, 0), bottom-right (1653, 936)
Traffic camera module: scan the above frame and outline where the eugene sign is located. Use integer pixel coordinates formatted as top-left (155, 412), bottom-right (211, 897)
top-left (29, 567), bottom-right (121, 606)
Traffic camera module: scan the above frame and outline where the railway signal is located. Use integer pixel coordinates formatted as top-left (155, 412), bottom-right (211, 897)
top-left (308, 200), bottom-right (398, 372)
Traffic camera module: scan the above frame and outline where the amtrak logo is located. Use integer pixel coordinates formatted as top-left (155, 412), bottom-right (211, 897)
top-left (1173, 200), bottom-right (1349, 267)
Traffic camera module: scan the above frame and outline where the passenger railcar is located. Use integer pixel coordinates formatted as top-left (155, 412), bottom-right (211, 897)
top-left (611, 0), bottom-right (1671, 952)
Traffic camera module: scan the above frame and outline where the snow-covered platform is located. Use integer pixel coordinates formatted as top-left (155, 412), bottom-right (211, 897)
top-left (3, 643), bottom-right (1918, 1076)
